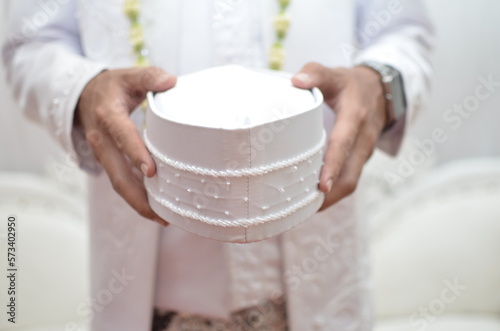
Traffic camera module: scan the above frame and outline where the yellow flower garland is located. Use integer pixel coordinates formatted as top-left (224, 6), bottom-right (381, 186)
top-left (270, 0), bottom-right (291, 70)
top-left (124, 0), bottom-right (149, 116)
top-left (124, 0), bottom-right (149, 68)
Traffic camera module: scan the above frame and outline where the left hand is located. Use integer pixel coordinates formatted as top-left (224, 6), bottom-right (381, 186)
top-left (292, 62), bottom-right (387, 210)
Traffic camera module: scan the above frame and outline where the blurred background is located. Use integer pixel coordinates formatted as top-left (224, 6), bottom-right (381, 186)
top-left (0, 0), bottom-right (499, 330)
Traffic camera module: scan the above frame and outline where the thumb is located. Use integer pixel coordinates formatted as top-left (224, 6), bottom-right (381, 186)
top-left (291, 62), bottom-right (340, 99)
top-left (125, 66), bottom-right (177, 95)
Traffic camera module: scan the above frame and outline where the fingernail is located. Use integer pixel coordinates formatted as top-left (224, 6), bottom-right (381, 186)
top-left (140, 163), bottom-right (149, 176)
top-left (158, 74), bottom-right (171, 84)
top-left (294, 72), bottom-right (312, 85)
top-left (326, 179), bottom-right (333, 193)
top-left (154, 217), bottom-right (168, 227)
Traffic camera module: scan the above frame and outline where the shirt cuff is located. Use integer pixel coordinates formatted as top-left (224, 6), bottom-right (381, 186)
top-left (353, 44), bottom-right (427, 156)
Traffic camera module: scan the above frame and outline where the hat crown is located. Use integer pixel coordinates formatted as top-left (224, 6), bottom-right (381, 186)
top-left (154, 65), bottom-right (316, 129)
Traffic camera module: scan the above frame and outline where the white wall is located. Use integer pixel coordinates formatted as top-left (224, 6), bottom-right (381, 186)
top-left (0, 0), bottom-right (499, 175)
top-left (416, 0), bottom-right (500, 163)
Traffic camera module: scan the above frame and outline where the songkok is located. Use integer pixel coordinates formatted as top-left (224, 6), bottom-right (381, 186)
top-left (144, 65), bottom-right (325, 243)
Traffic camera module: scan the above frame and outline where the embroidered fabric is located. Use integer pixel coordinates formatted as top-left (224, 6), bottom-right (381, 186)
top-left (152, 297), bottom-right (287, 331)
top-left (211, 0), bottom-right (265, 68)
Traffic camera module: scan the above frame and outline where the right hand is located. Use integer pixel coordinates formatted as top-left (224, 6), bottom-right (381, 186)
top-left (76, 67), bottom-right (177, 226)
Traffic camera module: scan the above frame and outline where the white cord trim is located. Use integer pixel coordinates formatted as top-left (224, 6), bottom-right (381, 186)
top-left (144, 130), bottom-right (325, 177)
top-left (147, 188), bottom-right (322, 227)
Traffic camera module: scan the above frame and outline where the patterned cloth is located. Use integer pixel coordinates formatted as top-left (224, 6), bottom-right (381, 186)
top-left (152, 297), bottom-right (288, 331)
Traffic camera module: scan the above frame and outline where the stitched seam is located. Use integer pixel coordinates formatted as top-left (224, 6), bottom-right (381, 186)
top-left (246, 128), bottom-right (252, 242)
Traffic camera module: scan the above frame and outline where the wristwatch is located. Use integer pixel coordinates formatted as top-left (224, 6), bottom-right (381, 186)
top-left (360, 61), bottom-right (407, 132)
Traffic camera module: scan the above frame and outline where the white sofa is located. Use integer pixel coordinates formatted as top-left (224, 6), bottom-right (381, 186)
top-left (1, 158), bottom-right (499, 330)
top-left (0, 174), bottom-right (90, 331)
top-left (372, 158), bottom-right (500, 330)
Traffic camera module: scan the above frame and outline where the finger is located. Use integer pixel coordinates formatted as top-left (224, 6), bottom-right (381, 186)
top-left (291, 62), bottom-right (357, 192)
top-left (291, 62), bottom-right (342, 99)
top-left (122, 66), bottom-right (177, 102)
top-left (90, 133), bottom-right (168, 226)
top-left (97, 107), bottom-right (156, 177)
top-left (112, 68), bottom-right (177, 177)
top-left (319, 97), bottom-right (364, 193)
top-left (319, 123), bottom-right (377, 210)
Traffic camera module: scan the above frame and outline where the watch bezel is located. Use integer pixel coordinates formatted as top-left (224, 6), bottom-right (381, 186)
top-left (360, 61), bottom-right (407, 132)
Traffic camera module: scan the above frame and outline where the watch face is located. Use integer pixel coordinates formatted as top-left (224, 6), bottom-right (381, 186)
top-left (381, 65), bottom-right (399, 81)
top-left (362, 61), bottom-right (407, 124)
top-left (382, 75), bottom-right (393, 83)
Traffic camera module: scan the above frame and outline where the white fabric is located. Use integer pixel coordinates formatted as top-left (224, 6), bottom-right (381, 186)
top-left (155, 226), bottom-right (232, 318)
top-left (2, 0), bottom-right (433, 330)
top-left (155, 228), bottom-right (284, 319)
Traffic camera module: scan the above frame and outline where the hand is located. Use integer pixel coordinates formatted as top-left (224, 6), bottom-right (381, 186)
top-left (292, 63), bottom-right (386, 210)
top-left (76, 67), bottom-right (177, 226)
